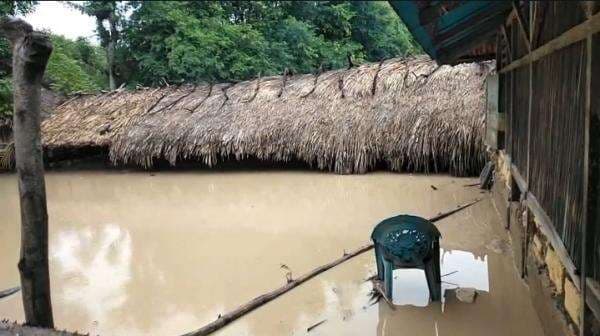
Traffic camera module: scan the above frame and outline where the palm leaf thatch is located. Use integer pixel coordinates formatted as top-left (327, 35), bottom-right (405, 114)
top-left (42, 56), bottom-right (494, 175)
top-left (0, 142), bottom-right (14, 171)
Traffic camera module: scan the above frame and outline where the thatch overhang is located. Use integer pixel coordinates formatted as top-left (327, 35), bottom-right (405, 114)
top-left (42, 56), bottom-right (494, 175)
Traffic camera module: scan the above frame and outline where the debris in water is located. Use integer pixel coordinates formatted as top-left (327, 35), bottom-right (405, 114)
top-left (0, 286), bottom-right (20, 299)
top-left (441, 270), bottom-right (458, 277)
top-left (369, 279), bottom-right (396, 310)
top-left (280, 264), bottom-right (293, 283)
top-left (430, 185), bottom-right (438, 190)
top-left (363, 274), bottom-right (377, 282)
top-left (307, 319), bottom-right (327, 332)
top-left (456, 288), bottom-right (478, 303)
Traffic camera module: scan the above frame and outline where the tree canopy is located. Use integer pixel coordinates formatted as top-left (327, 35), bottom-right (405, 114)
top-left (118, 1), bottom-right (421, 86)
top-left (0, 1), bottom-right (421, 117)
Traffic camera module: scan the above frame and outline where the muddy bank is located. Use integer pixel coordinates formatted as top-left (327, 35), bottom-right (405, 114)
top-left (0, 171), bottom-right (542, 335)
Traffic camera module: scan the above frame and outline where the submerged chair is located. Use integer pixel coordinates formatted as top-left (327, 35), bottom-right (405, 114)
top-left (371, 215), bottom-right (442, 302)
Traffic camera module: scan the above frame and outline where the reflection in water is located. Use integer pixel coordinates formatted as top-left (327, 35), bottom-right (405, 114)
top-left (52, 225), bottom-right (132, 334)
top-left (0, 172), bottom-right (543, 336)
top-left (391, 249), bottom-right (489, 307)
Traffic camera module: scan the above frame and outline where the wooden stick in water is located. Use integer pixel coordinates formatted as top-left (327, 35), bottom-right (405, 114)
top-left (181, 198), bottom-right (481, 336)
top-left (0, 287), bottom-right (20, 300)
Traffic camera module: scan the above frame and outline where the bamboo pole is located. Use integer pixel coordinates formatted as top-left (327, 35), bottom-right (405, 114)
top-left (0, 17), bottom-right (54, 327)
top-left (181, 199), bottom-right (481, 336)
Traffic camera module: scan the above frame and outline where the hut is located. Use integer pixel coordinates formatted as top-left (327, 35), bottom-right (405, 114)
top-left (390, 1), bottom-right (600, 334)
top-left (42, 56), bottom-right (492, 176)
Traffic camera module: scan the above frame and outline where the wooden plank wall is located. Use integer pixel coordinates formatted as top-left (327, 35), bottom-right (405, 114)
top-left (495, 1), bottom-right (600, 333)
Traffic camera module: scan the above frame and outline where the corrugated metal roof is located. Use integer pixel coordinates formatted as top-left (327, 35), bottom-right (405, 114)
top-left (389, 1), bottom-right (512, 64)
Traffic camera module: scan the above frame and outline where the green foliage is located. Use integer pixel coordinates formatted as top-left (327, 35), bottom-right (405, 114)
top-left (1, 30), bottom-right (107, 115)
top-left (1, 0), bottom-right (421, 116)
top-left (0, 77), bottom-right (12, 118)
top-left (0, 0), bottom-right (37, 16)
top-left (118, 1), bottom-right (420, 86)
top-left (0, 1), bottom-right (38, 117)
top-left (45, 35), bottom-right (107, 94)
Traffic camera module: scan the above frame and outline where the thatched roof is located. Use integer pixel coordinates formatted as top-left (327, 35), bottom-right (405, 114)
top-left (42, 56), bottom-right (494, 175)
top-left (0, 88), bottom-right (65, 143)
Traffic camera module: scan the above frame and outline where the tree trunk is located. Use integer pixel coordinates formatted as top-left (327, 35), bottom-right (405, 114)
top-left (0, 17), bottom-right (54, 328)
top-left (107, 13), bottom-right (117, 90)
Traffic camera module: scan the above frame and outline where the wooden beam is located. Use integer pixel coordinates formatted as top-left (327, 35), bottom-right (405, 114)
top-left (500, 10), bottom-right (600, 74)
top-left (510, 164), bottom-right (527, 192)
top-left (512, 1), bottom-right (531, 51)
top-left (526, 2), bottom-right (533, 185)
top-left (581, 3), bottom-right (594, 333)
top-left (505, 8), bottom-right (517, 27)
top-left (501, 25), bottom-right (513, 62)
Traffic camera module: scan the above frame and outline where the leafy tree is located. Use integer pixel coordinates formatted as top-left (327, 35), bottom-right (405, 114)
top-left (0, 3), bottom-right (107, 115)
top-left (119, 1), bottom-right (412, 86)
top-left (0, 1), bottom-right (38, 119)
top-left (348, 1), bottom-right (421, 60)
top-left (69, 1), bottom-right (125, 89)
top-left (44, 34), bottom-right (107, 94)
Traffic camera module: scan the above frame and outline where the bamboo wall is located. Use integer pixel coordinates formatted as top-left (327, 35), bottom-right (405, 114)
top-left (497, 2), bottom-right (595, 279)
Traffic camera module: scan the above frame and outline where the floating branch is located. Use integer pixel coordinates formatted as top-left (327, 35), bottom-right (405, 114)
top-left (180, 199), bottom-right (481, 336)
top-left (0, 286), bottom-right (20, 299)
top-left (307, 319), bottom-right (327, 332)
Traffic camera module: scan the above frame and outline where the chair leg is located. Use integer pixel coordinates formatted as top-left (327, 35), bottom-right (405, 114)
top-left (433, 241), bottom-right (441, 299)
top-left (375, 244), bottom-right (385, 281)
top-left (424, 241), bottom-right (442, 301)
top-left (384, 259), bottom-right (393, 300)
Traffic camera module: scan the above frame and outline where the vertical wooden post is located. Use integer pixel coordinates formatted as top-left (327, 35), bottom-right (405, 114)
top-left (580, 2), bottom-right (594, 333)
top-left (0, 17), bottom-right (54, 327)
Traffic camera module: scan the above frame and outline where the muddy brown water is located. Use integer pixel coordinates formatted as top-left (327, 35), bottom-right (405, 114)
top-left (0, 171), bottom-right (543, 336)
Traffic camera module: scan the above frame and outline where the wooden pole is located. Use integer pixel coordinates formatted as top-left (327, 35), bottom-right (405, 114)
top-left (0, 17), bottom-right (54, 327)
top-left (181, 199), bottom-right (481, 336)
top-left (580, 3), bottom-right (593, 333)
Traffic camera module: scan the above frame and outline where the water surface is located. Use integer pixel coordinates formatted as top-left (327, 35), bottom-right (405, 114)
top-left (0, 171), bottom-right (543, 335)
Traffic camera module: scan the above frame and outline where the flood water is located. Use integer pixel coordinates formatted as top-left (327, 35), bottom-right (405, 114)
top-left (0, 171), bottom-right (543, 335)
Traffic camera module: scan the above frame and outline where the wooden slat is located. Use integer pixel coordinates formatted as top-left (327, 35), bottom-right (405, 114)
top-left (501, 25), bottom-right (513, 62)
top-left (512, 1), bottom-right (531, 51)
top-left (510, 163), bottom-right (527, 192)
top-left (509, 160), bottom-right (600, 320)
top-left (500, 10), bottom-right (600, 74)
